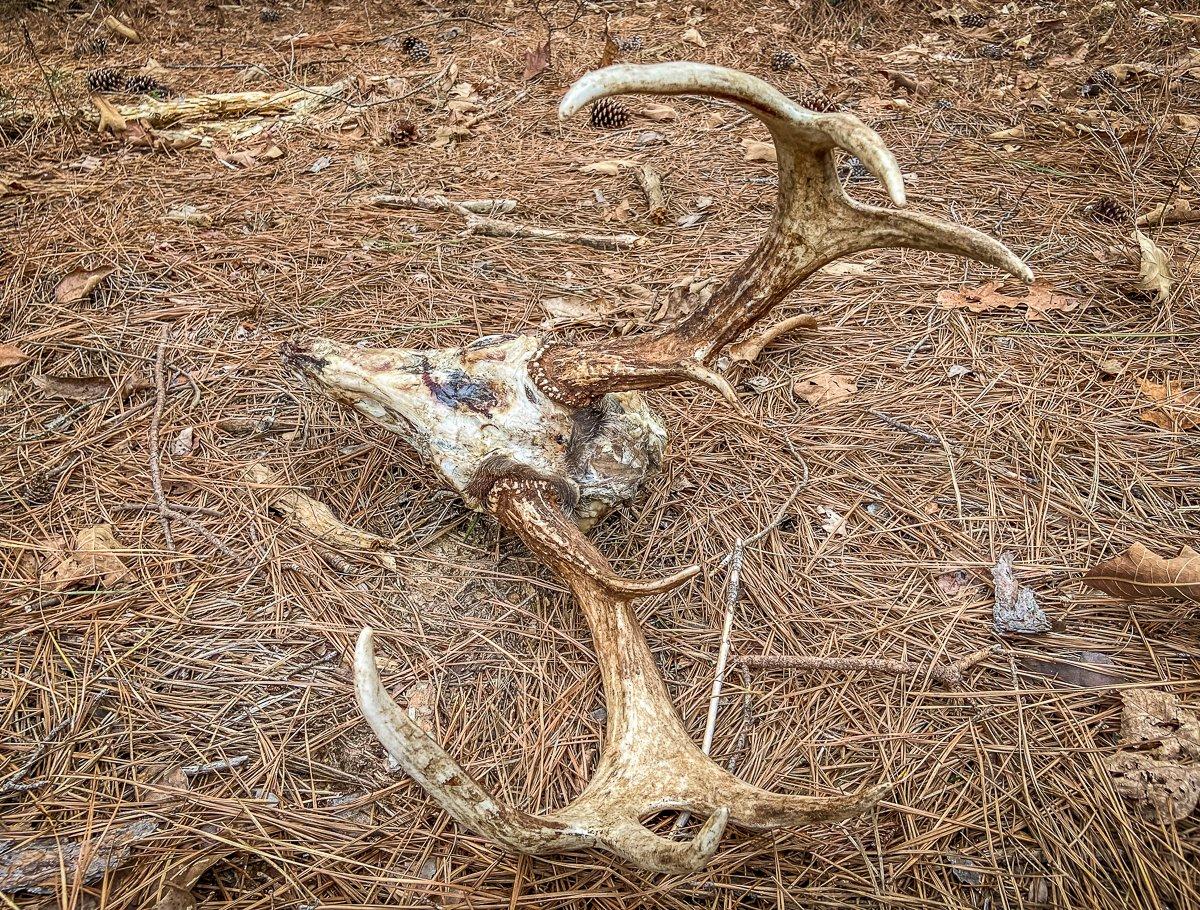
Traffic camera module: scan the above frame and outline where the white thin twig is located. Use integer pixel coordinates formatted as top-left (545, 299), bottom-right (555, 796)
top-left (677, 537), bottom-right (744, 831)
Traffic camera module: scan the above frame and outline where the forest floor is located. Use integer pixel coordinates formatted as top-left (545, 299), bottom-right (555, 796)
top-left (2, 0), bottom-right (1198, 907)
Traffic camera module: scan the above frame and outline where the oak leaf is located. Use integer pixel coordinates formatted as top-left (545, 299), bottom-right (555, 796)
top-left (39, 524), bottom-right (133, 591)
top-left (522, 40), bottom-right (549, 81)
top-left (1082, 544), bottom-right (1200, 602)
top-left (1104, 689), bottom-right (1200, 822)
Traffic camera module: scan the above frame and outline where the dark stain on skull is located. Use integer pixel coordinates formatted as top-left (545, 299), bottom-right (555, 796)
top-left (421, 363), bottom-right (498, 416)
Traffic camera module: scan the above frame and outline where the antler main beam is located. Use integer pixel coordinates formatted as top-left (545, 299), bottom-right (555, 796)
top-left (530, 64), bottom-right (1032, 407)
top-left (357, 477), bottom-right (885, 873)
top-left (285, 62), bottom-right (1032, 874)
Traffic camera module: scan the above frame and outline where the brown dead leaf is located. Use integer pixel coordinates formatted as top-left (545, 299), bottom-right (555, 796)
top-left (245, 463), bottom-right (397, 569)
top-left (681, 27), bottom-right (706, 47)
top-left (1024, 281), bottom-right (1083, 321)
top-left (793, 372), bottom-right (857, 407)
top-left (1104, 62), bottom-right (1157, 83)
top-left (579, 159), bottom-right (637, 176)
top-left (639, 103), bottom-right (678, 122)
top-left (728, 315), bottom-right (818, 364)
top-left (1082, 543), bottom-right (1200, 602)
top-left (39, 524), bottom-right (133, 592)
top-left (1137, 199), bottom-right (1199, 227)
top-left (213, 142), bottom-right (284, 170)
top-left (1105, 689), bottom-right (1200, 822)
top-left (522, 40), bottom-right (549, 81)
top-left (540, 295), bottom-right (615, 327)
top-left (32, 372), bottom-right (142, 400)
top-left (598, 30), bottom-right (618, 68)
top-left (939, 281), bottom-right (1076, 321)
top-left (55, 265), bottom-right (114, 305)
top-left (936, 568), bottom-right (974, 598)
top-left (0, 343), bottom-right (29, 369)
top-left (988, 125), bottom-right (1027, 141)
top-left (937, 281), bottom-right (1021, 313)
top-left (742, 139), bottom-right (777, 163)
top-left (1134, 230), bottom-right (1173, 302)
top-left (1135, 378), bottom-right (1199, 431)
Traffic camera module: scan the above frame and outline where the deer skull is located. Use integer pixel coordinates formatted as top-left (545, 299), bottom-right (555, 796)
top-left (286, 63), bottom-right (1032, 873)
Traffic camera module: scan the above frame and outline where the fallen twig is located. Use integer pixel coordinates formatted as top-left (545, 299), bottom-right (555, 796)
top-left (463, 213), bottom-right (644, 250)
top-left (149, 327), bottom-right (174, 550)
top-left (180, 755), bottom-right (250, 777)
top-left (367, 194), bottom-right (517, 215)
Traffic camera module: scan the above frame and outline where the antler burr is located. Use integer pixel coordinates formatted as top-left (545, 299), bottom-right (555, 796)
top-left (285, 62), bottom-right (1032, 873)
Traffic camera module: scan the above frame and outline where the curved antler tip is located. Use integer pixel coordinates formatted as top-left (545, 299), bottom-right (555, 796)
top-left (693, 807), bottom-right (730, 857)
top-left (356, 626), bottom-right (377, 663)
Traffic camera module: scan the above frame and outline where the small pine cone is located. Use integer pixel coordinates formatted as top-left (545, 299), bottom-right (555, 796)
top-left (86, 68), bottom-right (124, 93)
top-left (979, 43), bottom-right (1007, 60)
top-left (124, 73), bottom-right (169, 97)
top-left (589, 96), bottom-right (631, 129)
top-left (796, 89), bottom-right (836, 112)
top-left (1080, 68), bottom-right (1115, 97)
top-left (73, 35), bottom-right (110, 57)
top-left (1084, 196), bottom-right (1128, 224)
top-left (402, 36), bottom-right (431, 62)
top-left (840, 156), bottom-right (871, 181)
top-left (615, 35), bottom-right (643, 52)
top-left (770, 50), bottom-right (798, 73)
top-left (260, 7), bottom-right (280, 21)
top-left (960, 12), bottom-right (988, 27)
top-left (387, 118), bottom-right (419, 146)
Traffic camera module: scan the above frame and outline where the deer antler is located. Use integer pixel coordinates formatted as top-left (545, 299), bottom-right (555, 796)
top-left (357, 477), bottom-right (885, 874)
top-left (285, 62), bottom-right (1031, 873)
top-left (530, 63), bottom-right (1032, 407)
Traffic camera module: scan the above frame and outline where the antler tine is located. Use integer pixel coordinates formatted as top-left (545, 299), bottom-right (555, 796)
top-left (533, 63), bottom-right (1033, 407)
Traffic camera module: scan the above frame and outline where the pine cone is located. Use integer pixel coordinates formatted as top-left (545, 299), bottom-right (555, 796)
top-left (1080, 68), bottom-right (1115, 97)
top-left (980, 43), bottom-right (1006, 60)
top-left (73, 36), bottom-right (109, 57)
top-left (796, 89), bottom-right (836, 112)
top-left (615, 35), bottom-right (643, 52)
top-left (1084, 196), bottom-right (1128, 224)
top-left (86, 68), bottom-right (124, 94)
top-left (402, 36), bottom-right (431, 62)
top-left (960, 12), bottom-right (988, 27)
top-left (840, 156), bottom-right (871, 181)
top-left (387, 119), bottom-right (419, 146)
top-left (124, 73), bottom-right (169, 97)
top-left (260, 7), bottom-right (280, 22)
top-left (589, 96), bottom-right (631, 129)
top-left (770, 50), bottom-right (798, 73)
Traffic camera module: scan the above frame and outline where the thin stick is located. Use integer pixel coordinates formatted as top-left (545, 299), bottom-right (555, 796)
top-left (367, 195), bottom-right (517, 215)
top-left (463, 214), bottom-right (643, 251)
top-left (739, 646), bottom-right (997, 689)
top-left (677, 538), bottom-right (744, 831)
top-left (149, 326), bottom-right (174, 550)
